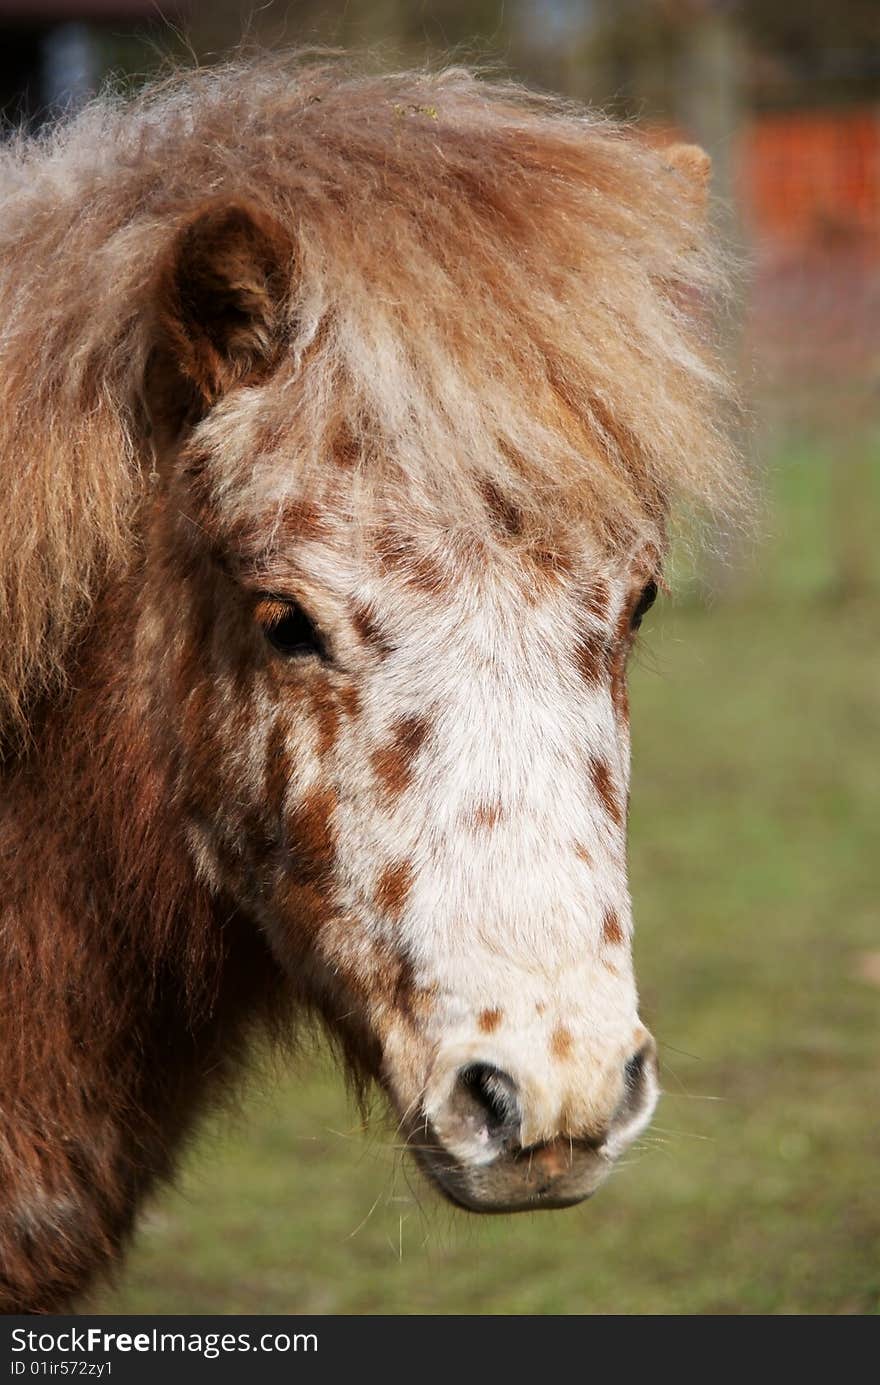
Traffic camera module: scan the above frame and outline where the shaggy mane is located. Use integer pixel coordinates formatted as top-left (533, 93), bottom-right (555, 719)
top-left (0, 55), bottom-right (740, 747)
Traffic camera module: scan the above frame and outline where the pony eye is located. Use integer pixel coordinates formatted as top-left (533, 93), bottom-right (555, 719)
top-left (630, 579), bottom-right (658, 631)
top-left (255, 597), bottom-right (326, 659)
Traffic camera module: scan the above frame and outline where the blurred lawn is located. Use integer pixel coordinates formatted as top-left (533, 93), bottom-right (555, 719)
top-left (91, 441), bottom-right (879, 1315)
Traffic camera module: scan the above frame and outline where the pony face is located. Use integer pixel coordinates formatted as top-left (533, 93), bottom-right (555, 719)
top-left (147, 401), bottom-right (659, 1214)
top-left (140, 113), bottom-right (721, 1208)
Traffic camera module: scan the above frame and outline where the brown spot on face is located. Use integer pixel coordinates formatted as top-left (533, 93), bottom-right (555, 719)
top-left (371, 715), bottom-right (431, 797)
top-left (279, 499), bottom-right (330, 541)
top-left (584, 578), bottom-right (611, 621)
top-left (574, 842), bottom-right (593, 867)
top-left (529, 543), bottom-right (575, 578)
top-left (333, 418), bottom-right (361, 470)
top-left (472, 800), bottom-right (504, 830)
top-left (310, 685), bottom-right (340, 758)
top-left (339, 684), bottom-right (361, 719)
top-left (481, 479), bottom-right (523, 538)
top-left (285, 785), bottom-right (337, 883)
top-left (602, 907), bottom-right (625, 947)
top-left (477, 1007), bottom-right (503, 1034)
top-left (351, 602), bottom-right (392, 656)
top-left (350, 932), bottom-right (423, 1022)
top-left (550, 1025), bottom-right (574, 1060)
top-left (264, 717), bottom-right (292, 814)
top-left (374, 528), bottom-right (448, 596)
top-left (374, 859), bottom-right (414, 922)
top-left (535, 1001), bottom-right (547, 1016)
top-left (589, 755), bottom-right (624, 827)
top-left (574, 626), bottom-right (610, 686)
top-left (390, 950), bottom-right (419, 1020)
top-left (523, 542), bottom-right (576, 602)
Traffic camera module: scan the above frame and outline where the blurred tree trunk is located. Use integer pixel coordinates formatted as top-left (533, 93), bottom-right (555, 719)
top-left (678, 6), bottom-right (751, 596)
top-left (678, 7), bottom-right (745, 247)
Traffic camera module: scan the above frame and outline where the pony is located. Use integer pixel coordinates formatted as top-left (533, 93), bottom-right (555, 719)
top-left (0, 57), bottom-right (739, 1311)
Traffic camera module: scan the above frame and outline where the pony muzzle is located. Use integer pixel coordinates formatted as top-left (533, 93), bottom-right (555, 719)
top-left (409, 1034), bottom-right (660, 1212)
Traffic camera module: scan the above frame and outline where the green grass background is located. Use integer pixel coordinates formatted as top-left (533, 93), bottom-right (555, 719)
top-left (91, 442), bottom-right (879, 1315)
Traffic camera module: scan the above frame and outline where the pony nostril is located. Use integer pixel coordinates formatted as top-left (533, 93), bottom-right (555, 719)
top-left (624, 1046), bottom-right (647, 1093)
top-left (613, 1038), bottom-right (659, 1133)
top-left (451, 1063), bottom-right (521, 1146)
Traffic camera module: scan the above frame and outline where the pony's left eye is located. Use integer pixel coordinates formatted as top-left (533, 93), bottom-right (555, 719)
top-left (630, 580), bottom-right (658, 631)
top-left (255, 597), bottom-right (326, 659)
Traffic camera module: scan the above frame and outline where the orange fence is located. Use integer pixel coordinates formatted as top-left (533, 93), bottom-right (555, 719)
top-left (739, 108), bottom-right (880, 258)
top-left (646, 107), bottom-right (880, 407)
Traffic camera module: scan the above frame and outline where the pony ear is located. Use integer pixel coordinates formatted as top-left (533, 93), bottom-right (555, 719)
top-left (664, 143), bottom-right (712, 215)
top-left (155, 201), bottom-right (292, 414)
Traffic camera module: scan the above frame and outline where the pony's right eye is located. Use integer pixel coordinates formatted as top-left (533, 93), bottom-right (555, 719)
top-left (630, 579), bottom-right (658, 632)
top-left (255, 597), bottom-right (326, 659)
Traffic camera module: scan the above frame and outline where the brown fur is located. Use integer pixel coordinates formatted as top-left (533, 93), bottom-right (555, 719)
top-left (521, 543), bottom-right (578, 604)
top-left (472, 800), bottom-right (505, 830)
top-left (310, 685), bottom-right (342, 758)
top-left (588, 756), bottom-right (625, 827)
top-left (351, 602), bottom-right (392, 656)
top-left (339, 685), bottom-right (362, 719)
top-left (478, 1007), bottom-right (504, 1034)
top-left (584, 579), bottom-right (611, 620)
top-left (602, 908), bottom-right (625, 947)
top-left (286, 787), bottom-right (339, 882)
top-left (550, 1026), bottom-right (574, 1061)
top-left (0, 606), bottom-right (293, 1311)
top-left (371, 715), bottom-right (432, 797)
top-left (374, 860), bottom-right (415, 922)
top-left (575, 626), bottom-right (611, 686)
top-left (373, 529), bottom-right (450, 597)
top-left (279, 500), bottom-right (332, 542)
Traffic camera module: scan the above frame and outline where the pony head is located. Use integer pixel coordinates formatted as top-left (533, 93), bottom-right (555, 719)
top-left (1, 65), bottom-right (738, 1213)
